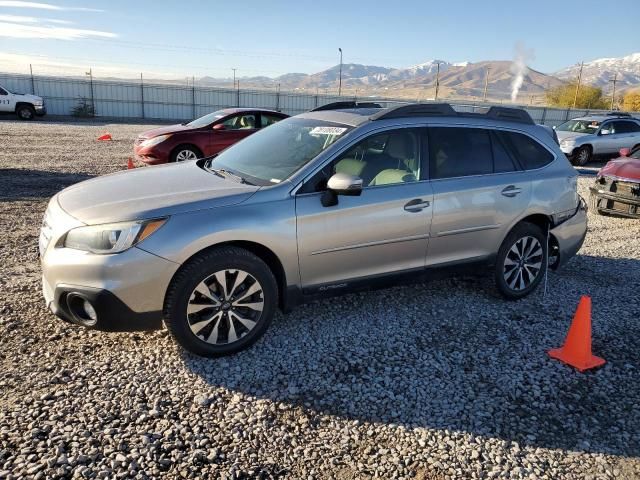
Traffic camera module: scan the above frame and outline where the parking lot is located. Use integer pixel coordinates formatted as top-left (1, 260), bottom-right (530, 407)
top-left (1, 118), bottom-right (639, 479)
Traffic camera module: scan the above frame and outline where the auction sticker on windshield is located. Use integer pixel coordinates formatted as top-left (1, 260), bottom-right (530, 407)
top-left (310, 126), bottom-right (347, 135)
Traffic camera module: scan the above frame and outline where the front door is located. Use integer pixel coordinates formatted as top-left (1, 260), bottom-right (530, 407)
top-left (0, 87), bottom-right (14, 113)
top-left (295, 128), bottom-right (432, 289)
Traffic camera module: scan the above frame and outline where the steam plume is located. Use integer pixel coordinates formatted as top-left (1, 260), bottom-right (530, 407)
top-left (510, 43), bottom-right (534, 103)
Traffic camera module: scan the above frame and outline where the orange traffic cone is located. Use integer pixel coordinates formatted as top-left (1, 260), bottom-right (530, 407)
top-left (548, 296), bottom-right (605, 372)
top-left (97, 133), bottom-right (112, 141)
top-left (127, 158), bottom-right (135, 169)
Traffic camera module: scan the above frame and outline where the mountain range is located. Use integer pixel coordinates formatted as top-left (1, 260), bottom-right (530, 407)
top-left (198, 53), bottom-right (640, 102)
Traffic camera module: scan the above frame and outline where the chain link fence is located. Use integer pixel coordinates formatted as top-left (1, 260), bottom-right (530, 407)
top-left (1, 71), bottom-right (636, 126)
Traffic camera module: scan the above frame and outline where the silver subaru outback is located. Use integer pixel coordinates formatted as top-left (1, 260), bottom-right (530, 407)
top-left (40, 103), bottom-right (587, 357)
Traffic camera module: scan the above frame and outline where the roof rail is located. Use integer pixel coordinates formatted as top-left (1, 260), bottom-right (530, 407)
top-left (485, 106), bottom-right (534, 124)
top-left (311, 101), bottom-right (383, 112)
top-left (604, 111), bottom-right (632, 117)
top-left (371, 103), bottom-right (456, 120)
top-left (370, 102), bottom-right (534, 125)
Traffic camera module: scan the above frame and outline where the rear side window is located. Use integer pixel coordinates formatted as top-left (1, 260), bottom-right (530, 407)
top-left (260, 114), bottom-right (283, 128)
top-left (429, 127), bottom-right (493, 179)
top-left (494, 131), bottom-right (554, 170)
top-left (0, 87), bottom-right (7, 95)
top-left (614, 121), bottom-right (640, 133)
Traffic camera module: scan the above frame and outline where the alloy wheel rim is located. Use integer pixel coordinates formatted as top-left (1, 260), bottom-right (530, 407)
top-left (578, 149), bottom-right (589, 163)
top-left (20, 109), bottom-right (32, 119)
top-left (176, 150), bottom-right (198, 161)
top-left (186, 269), bottom-right (264, 345)
top-left (503, 236), bottom-right (543, 291)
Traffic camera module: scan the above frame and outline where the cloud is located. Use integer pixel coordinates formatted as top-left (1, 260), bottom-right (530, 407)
top-left (0, 13), bottom-right (72, 23)
top-left (0, 1), bottom-right (103, 12)
top-left (0, 22), bottom-right (116, 39)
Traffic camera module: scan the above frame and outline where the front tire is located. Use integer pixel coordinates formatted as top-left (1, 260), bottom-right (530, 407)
top-left (572, 145), bottom-right (591, 166)
top-left (170, 145), bottom-right (201, 162)
top-left (164, 247), bottom-right (278, 357)
top-left (495, 223), bottom-right (547, 299)
top-left (16, 105), bottom-right (35, 120)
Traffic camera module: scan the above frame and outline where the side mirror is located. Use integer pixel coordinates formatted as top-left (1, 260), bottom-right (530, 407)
top-left (321, 173), bottom-right (363, 207)
top-left (552, 125), bottom-right (556, 130)
top-left (619, 147), bottom-right (631, 157)
top-left (599, 128), bottom-right (611, 136)
top-left (212, 124), bottom-right (225, 131)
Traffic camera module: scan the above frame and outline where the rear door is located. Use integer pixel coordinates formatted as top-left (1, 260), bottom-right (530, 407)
top-left (613, 120), bottom-right (640, 150)
top-left (426, 126), bottom-right (533, 266)
top-left (209, 112), bottom-right (258, 155)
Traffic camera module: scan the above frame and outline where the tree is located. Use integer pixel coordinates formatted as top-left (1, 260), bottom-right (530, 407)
top-left (545, 82), bottom-right (608, 109)
top-left (622, 90), bottom-right (640, 112)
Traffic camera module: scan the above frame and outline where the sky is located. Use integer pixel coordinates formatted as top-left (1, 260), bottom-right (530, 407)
top-left (1, 0), bottom-right (639, 79)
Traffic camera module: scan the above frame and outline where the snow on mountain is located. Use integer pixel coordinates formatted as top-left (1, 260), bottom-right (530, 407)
top-left (555, 52), bottom-right (640, 88)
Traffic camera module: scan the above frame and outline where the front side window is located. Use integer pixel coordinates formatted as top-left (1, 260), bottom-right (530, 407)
top-left (495, 131), bottom-right (554, 170)
top-left (210, 118), bottom-right (351, 185)
top-left (429, 127), bottom-right (493, 179)
top-left (222, 114), bottom-right (256, 130)
top-left (260, 114), bottom-right (283, 128)
top-left (333, 129), bottom-right (420, 186)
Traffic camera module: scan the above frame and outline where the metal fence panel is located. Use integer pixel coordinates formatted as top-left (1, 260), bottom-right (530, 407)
top-left (0, 72), bottom-right (636, 123)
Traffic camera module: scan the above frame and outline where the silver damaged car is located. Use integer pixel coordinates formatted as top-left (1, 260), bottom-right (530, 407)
top-left (40, 103), bottom-right (588, 356)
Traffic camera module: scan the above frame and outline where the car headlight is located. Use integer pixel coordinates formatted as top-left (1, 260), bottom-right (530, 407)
top-left (560, 139), bottom-right (575, 147)
top-left (33, 101), bottom-right (43, 107)
top-left (139, 134), bottom-right (171, 148)
top-left (63, 218), bottom-right (166, 254)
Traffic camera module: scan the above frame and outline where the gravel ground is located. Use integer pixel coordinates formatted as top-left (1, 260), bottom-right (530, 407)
top-left (1, 118), bottom-right (639, 480)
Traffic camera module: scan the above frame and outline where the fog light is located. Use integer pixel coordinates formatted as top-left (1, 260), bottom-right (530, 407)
top-left (66, 293), bottom-right (98, 327)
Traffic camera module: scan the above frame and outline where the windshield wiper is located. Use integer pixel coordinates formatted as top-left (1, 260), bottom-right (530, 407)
top-left (212, 168), bottom-right (254, 185)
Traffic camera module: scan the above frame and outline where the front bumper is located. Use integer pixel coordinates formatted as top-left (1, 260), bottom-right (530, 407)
top-left (549, 197), bottom-right (588, 269)
top-left (560, 144), bottom-right (575, 155)
top-left (35, 105), bottom-right (46, 116)
top-left (42, 240), bottom-right (181, 331)
top-left (589, 186), bottom-right (640, 218)
top-left (133, 143), bottom-right (169, 165)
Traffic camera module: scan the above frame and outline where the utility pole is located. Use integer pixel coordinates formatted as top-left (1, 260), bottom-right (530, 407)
top-left (572, 61), bottom-right (584, 109)
top-left (140, 72), bottom-right (145, 119)
top-left (29, 64), bottom-right (35, 95)
top-left (86, 68), bottom-right (94, 116)
top-left (338, 48), bottom-right (343, 96)
top-left (434, 62), bottom-right (441, 100)
top-left (232, 68), bottom-right (236, 89)
top-left (482, 66), bottom-right (491, 102)
top-left (609, 73), bottom-right (618, 110)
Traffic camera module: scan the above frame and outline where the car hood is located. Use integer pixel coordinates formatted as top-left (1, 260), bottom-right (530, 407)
top-left (598, 157), bottom-right (640, 181)
top-left (138, 123), bottom-right (195, 139)
top-left (56, 161), bottom-right (259, 224)
top-left (555, 131), bottom-right (589, 142)
top-left (14, 92), bottom-right (42, 101)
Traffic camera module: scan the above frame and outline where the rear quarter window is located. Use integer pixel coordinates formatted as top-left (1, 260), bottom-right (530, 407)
top-left (495, 131), bottom-right (554, 170)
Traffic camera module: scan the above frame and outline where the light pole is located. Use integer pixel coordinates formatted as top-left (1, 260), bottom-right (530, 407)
top-left (338, 48), bottom-right (343, 96)
top-left (232, 68), bottom-right (236, 89)
top-left (434, 62), bottom-right (441, 100)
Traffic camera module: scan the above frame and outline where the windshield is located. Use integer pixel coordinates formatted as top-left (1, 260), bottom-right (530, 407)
top-left (631, 147), bottom-right (640, 160)
top-left (556, 119), bottom-right (600, 134)
top-left (186, 110), bottom-right (228, 128)
top-left (209, 118), bottom-right (351, 185)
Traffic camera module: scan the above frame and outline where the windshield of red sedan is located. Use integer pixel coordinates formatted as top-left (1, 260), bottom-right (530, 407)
top-left (208, 118), bottom-right (351, 185)
top-left (186, 110), bottom-right (228, 128)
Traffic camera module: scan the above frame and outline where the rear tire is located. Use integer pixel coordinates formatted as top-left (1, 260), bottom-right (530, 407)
top-left (170, 145), bottom-right (201, 162)
top-left (495, 223), bottom-right (547, 299)
top-left (16, 104), bottom-right (35, 120)
top-left (572, 145), bottom-right (591, 166)
top-left (163, 247), bottom-right (278, 357)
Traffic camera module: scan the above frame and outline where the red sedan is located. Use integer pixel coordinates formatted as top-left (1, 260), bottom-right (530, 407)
top-left (133, 108), bottom-right (288, 165)
top-left (590, 146), bottom-right (640, 218)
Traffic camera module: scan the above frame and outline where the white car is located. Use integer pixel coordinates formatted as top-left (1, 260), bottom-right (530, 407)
top-left (555, 113), bottom-right (640, 166)
top-left (0, 84), bottom-right (46, 120)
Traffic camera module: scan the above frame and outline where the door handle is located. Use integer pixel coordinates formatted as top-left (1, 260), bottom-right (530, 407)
top-left (501, 185), bottom-right (522, 198)
top-left (404, 198), bottom-right (431, 212)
